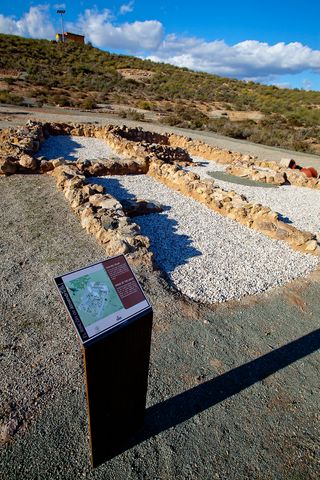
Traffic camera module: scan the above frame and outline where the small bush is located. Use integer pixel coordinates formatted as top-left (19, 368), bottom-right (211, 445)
top-left (49, 94), bottom-right (72, 107)
top-left (0, 90), bottom-right (24, 105)
top-left (80, 97), bottom-right (97, 109)
top-left (136, 100), bottom-right (154, 110)
top-left (160, 105), bottom-right (208, 129)
top-left (5, 77), bottom-right (15, 85)
top-left (119, 109), bottom-right (145, 121)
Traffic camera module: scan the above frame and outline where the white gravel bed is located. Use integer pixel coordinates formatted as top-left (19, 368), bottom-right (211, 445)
top-left (37, 135), bottom-right (121, 161)
top-left (188, 157), bottom-right (227, 176)
top-left (187, 159), bottom-right (320, 234)
top-left (90, 174), bottom-right (319, 304)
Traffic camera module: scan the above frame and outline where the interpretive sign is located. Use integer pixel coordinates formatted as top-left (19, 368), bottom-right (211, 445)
top-left (55, 255), bottom-right (150, 345)
top-left (55, 254), bottom-right (153, 467)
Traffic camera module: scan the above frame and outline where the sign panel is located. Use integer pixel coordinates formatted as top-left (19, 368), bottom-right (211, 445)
top-left (55, 255), bottom-right (150, 345)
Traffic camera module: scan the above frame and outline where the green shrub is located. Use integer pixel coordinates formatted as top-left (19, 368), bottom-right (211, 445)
top-left (49, 94), bottom-right (72, 107)
top-left (137, 100), bottom-right (154, 110)
top-left (119, 109), bottom-right (145, 121)
top-left (5, 77), bottom-right (15, 85)
top-left (80, 97), bottom-right (97, 109)
top-left (0, 90), bottom-right (24, 105)
top-left (160, 105), bottom-right (209, 129)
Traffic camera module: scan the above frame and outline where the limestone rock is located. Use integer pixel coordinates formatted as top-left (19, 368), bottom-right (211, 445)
top-left (304, 239), bottom-right (318, 252)
top-left (89, 194), bottom-right (122, 210)
top-left (0, 157), bottom-right (17, 175)
top-left (18, 154), bottom-right (37, 172)
top-left (82, 183), bottom-right (104, 196)
top-left (39, 160), bottom-right (54, 173)
top-left (121, 199), bottom-right (163, 217)
top-left (106, 239), bottom-right (130, 256)
top-left (100, 214), bottom-right (118, 230)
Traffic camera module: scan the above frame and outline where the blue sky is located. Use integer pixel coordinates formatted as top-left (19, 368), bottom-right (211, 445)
top-left (1, 1), bottom-right (320, 90)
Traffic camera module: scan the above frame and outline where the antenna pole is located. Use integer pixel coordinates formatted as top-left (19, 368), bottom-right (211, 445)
top-left (57, 10), bottom-right (66, 43)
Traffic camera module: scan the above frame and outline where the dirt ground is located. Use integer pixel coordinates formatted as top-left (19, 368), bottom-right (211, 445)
top-left (1, 109), bottom-right (320, 478)
top-left (0, 166), bottom-right (319, 479)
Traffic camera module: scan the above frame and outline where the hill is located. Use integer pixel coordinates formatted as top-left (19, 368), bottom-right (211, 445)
top-left (1, 33), bottom-right (320, 154)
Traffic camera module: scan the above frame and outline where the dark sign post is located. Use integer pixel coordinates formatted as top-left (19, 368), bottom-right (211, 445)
top-left (55, 255), bottom-right (153, 467)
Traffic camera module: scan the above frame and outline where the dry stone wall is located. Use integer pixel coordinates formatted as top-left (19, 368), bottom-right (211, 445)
top-left (0, 121), bottom-right (192, 175)
top-left (0, 122), bottom-right (45, 175)
top-left (226, 162), bottom-right (320, 189)
top-left (167, 133), bottom-right (250, 164)
top-left (148, 160), bottom-right (320, 256)
top-left (1, 120), bottom-right (319, 258)
top-left (226, 163), bottom-right (287, 186)
top-left (118, 127), bottom-right (316, 190)
top-left (1, 120), bottom-right (319, 190)
top-left (50, 164), bottom-right (154, 269)
top-left (44, 123), bottom-right (192, 166)
top-left (108, 126), bottom-right (252, 165)
top-left (111, 126), bottom-right (169, 145)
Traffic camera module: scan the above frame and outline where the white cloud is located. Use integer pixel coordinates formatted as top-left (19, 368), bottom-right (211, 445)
top-left (120, 1), bottom-right (134, 15)
top-left (272, 82), bottom-right (292, 89)
top-left (1, 5), bottom-right (320, 86)
top-left (68, 8), bottom-right (163, 52)
top-left (0, 5), bottom-right (55, 39)
top-left (302, 79), bottom-right (312, 90)
top-left (148, 36), bottom-right (320, 80)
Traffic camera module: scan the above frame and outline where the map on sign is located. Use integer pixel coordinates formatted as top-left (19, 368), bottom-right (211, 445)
top-left (64, 269), bottom-right (123, 327)
top-left (55, 255), bottom-right (151, 345)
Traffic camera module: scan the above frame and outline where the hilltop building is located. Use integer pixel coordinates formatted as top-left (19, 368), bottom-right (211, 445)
top-left (56, 32), bottom-right (85, 44)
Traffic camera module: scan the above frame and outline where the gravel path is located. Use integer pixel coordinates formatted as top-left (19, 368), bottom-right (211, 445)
top-left (187, 159), bottom-right (320, 234)
top-left (37, 135), bottom-right (121, 161)
top-left (188, 157), bottom-right (227, 174)
top-left (90, 175), bottom-right (319, 303)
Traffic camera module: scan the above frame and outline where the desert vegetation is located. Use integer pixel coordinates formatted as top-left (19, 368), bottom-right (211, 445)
top-left (1, 34), bottom-right (320, 153)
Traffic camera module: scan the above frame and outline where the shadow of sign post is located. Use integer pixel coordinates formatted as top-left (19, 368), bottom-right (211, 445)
top-left (55, 255), bottom-right (153, 467)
